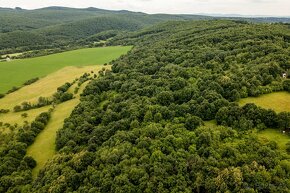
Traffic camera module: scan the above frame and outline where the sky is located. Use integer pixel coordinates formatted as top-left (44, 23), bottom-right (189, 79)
top-left (0, 0), bottom-right (289, 16)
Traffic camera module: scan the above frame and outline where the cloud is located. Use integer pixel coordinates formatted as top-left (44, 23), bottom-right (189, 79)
top-left (0, 0), bottom-right (288, 16)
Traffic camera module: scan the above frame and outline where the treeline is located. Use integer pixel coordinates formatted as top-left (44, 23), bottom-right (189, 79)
top-left (13, 82), bottom-right (74, 112)
top-left (0, 7), bottom-right (208, 54)
top-left (0, 110), bottom-right (52, 193)
top-left (26, 20), bottom-right (290, 192)
top-left (216, 103), bottom-right (290, 130)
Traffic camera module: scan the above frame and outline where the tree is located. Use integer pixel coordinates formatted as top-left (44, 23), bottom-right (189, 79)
top-left (286, 142), bottom-right (290, 154)
top-left (156, 91), bottom-right (174, 106)
top-left (185, 115), bottom-right (204, 130)
top-left (278, 112), bottom-right (290, 129)
top-left (23, 156), bottom-right (37, 169)
top-left (283, 80), bottom-right (290, 92)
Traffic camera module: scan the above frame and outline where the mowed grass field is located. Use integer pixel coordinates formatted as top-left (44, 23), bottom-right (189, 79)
top-left (0, 106), bottom-right (51, 132)
top-left (0, 65), bottom-right (109, 132)
top-left (0, 46), bottom-right (131, 93)
top-left (239, 91), bottom-right (290, 112)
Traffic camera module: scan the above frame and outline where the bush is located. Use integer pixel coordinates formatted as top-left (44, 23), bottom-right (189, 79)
top-left (23, 156), bottom-right (37, 169)
top-left (283, 80), bottom-right (290, 92)
top-left (0, 109), bottom-right (9, 114)
top-left (286, 141), bottom-right (290, 154)
top-left (61, 93), bottom-right (73, 102)
top-left (13, 105), bottom-right (22, 112)
top-left (7, 86), bottom-right (20, 94)
top-left (23, 77), bottom-right (39, 86)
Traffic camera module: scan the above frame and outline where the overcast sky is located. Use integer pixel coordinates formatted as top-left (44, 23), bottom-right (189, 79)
top-left (0, 0), bottom-right (289, 16)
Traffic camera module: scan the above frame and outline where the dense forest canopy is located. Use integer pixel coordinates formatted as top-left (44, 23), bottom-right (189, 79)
top-left (0, 7), bottom-right (211, 54)
top-left (1, 5), bottom-right (290, 190)
top-left (0, 20), bottom-right (285, 192)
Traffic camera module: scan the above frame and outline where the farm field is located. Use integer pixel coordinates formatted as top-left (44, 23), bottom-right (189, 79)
top-left (239, 91), bottom-right (290, 112)
top-left (0, 46), bottom-right (131, 93)
top-left (0, 65), bottom-right (105, 110)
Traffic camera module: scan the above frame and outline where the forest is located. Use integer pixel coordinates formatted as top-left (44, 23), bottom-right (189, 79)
top-left (0, 19), bottom-right (289, 192)
top-left (0, 7), bottom-right (289, 56)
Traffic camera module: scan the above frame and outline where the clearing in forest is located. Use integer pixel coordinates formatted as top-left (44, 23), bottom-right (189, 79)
top-left (258, 129), bottom-right (290, 151)
top-left (26, 99), bottom-right (78, 178)
top-left (239, 91), bottom-right (290, 112)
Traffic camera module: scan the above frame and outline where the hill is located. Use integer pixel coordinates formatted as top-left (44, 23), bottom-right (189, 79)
top-left (1, 17), bottom-right (290, 192)
top-left (24, 20), bottom-right (290, 192)
top-left (0, 7), bottom-right (211, 53)
top-left (1, 6), bottom-right (289, 55)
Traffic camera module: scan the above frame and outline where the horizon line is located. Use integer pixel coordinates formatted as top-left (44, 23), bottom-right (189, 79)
top-left (0, 6), bottom-right (289, 18)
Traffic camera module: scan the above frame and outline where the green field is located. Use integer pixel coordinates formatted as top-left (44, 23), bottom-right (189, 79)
top-left (0, 65), bottom-right (106, 110)
top-left (239, 91), bottom-right (290, 112)
top-left (258, 129), bottom-right (290, 150)
top-left (0, 46), bottom-right (131, 93)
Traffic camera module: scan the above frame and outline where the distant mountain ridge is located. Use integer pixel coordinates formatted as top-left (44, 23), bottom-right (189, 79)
top-left (0, 6), bottom-right (289, 54)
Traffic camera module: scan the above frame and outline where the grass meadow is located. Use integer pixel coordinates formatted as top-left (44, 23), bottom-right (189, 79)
top-left (239, 91), bottom-right (290, 113)
top-left (0, 46), bottom-right (131, 93)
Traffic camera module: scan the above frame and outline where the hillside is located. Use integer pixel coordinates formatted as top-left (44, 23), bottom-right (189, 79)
top-left (21, 20), bottom-right (289, 192)
top-left (0, 7), bottom-right (210, 53)
top-left (1, 7), bottom-right (289, 55)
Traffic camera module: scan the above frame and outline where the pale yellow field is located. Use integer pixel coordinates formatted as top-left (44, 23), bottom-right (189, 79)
top-left (27, 99), bottom-right (79, 177)
top-left (27, 81), bottom-right (90, 178)
top-left (0, 105), bottom-right (52, 132)
top-left (0, 65), bottom-right (105, 110)
top-left (239, 91), bottom-right (290, 112)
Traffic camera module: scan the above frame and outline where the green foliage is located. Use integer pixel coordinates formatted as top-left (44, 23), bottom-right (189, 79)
top-left (286, 142), bottom-right (290, 154)
top-left (2, 19), bottom-right (290, 192)
top-left (283, 80), bottom-right (290, 92)
top-left (0, 110), bottom-right (51, 193)
top-left (0, 7), bottom-right (211, 53)
top-left (185, 115), bottom-right (204, 130)
top-left (23, 77), bottom-right (39, 86)
top-left (28, 20), bottom-right (290, 192)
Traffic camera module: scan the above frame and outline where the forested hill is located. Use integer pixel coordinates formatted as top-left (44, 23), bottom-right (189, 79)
top-left (21, 20), bottom-right (290, 192)
top-left (0, 7), bottom-right (210, 53)
top-left (0, 6), bottom-right (210, 33)
top-left (0, 7), bottom-right (289, 55)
